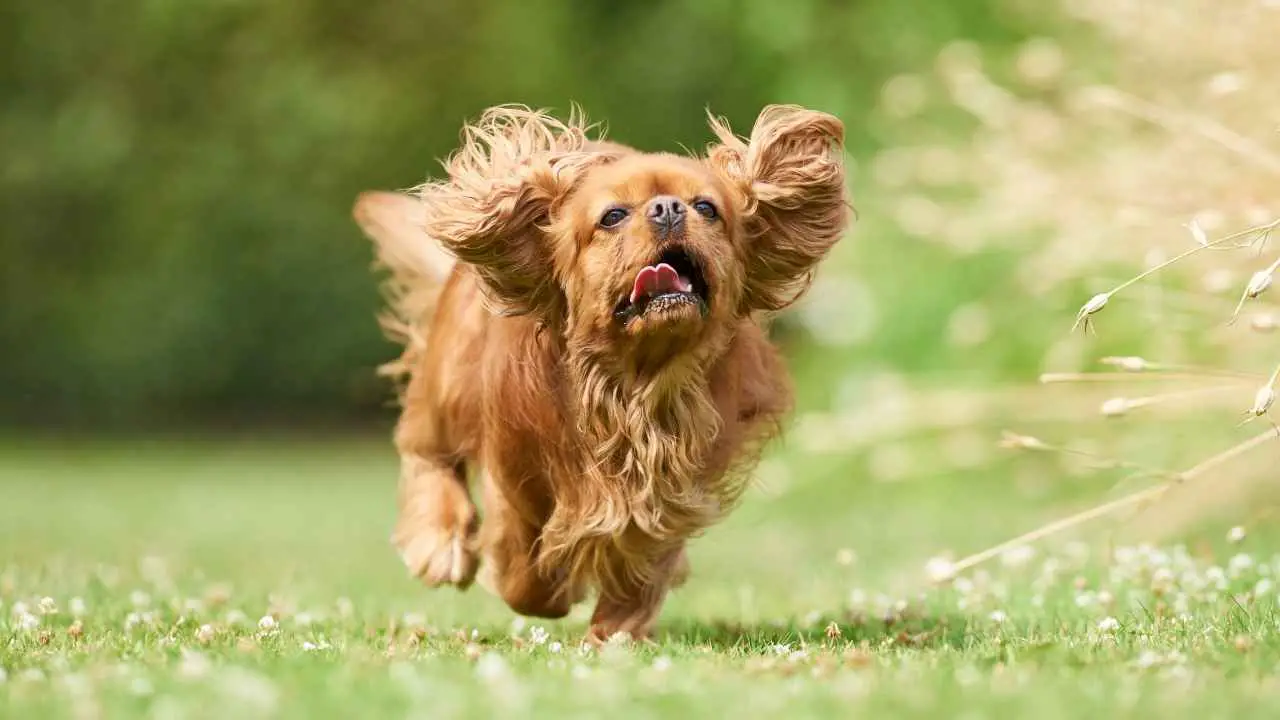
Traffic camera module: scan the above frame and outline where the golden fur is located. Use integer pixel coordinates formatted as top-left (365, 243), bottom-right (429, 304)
top-left (353, 104), bottom-right (850, 641)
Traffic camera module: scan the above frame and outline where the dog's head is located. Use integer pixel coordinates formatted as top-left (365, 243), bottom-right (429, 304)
top-left (414, 104), bottom-right (849, 377)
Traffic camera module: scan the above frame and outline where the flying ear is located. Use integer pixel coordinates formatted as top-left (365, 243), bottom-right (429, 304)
top-left (706, 105), bottom-right (852, 312)
top-left (417, 105), bottom-right (608, 318)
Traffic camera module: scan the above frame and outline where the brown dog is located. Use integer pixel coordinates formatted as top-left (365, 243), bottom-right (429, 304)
top-left (353, 104), bottom-right (850, 642)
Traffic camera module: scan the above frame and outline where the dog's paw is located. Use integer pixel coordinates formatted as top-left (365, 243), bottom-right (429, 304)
top-left (392, 492), bottom-right (480, 589)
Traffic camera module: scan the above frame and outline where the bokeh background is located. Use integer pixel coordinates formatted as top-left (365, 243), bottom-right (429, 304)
top-left (4, 0), bottom-right (1279, 609)
top-left (2, 0), bottom-right (1064, 432)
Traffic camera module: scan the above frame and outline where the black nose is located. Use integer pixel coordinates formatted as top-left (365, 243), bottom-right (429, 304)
top-left (646, 195), bottom-right (686, 235)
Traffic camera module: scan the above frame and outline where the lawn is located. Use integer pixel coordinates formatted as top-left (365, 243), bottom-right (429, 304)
top-left (3, 413), bottom-right (1280, 719)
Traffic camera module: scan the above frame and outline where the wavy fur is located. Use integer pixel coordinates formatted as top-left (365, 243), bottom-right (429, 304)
top-left (354, 103), bottom-right (850, 641)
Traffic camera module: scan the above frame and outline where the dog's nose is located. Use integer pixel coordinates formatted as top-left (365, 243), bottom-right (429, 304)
top-left (646, 195), bottom-right (686, 235)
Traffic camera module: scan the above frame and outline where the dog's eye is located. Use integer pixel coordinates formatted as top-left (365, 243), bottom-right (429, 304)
top-left (692, 199), bottom-right (719, 220)
top-left (599, 207), bottom-right (629, 229)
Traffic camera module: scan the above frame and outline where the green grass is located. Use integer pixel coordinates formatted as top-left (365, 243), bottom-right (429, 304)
top-left (3, 433), bottom-right (1280, 719)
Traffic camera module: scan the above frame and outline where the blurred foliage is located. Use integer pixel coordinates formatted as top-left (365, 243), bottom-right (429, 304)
top-left (1, 0), bottom-right (1048, 430)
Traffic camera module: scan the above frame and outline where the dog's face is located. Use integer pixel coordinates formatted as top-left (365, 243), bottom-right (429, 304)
top-left (416, 104), bottom-right (849, 378)
top-left (549, 154), bottom-right (746, 371)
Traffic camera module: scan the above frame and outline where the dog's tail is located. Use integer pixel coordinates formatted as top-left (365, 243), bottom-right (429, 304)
top-left (352, 190), bottom-right (458, 381)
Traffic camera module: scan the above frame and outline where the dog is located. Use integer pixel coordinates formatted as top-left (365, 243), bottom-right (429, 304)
top-left (353, 104), bottom-right (850, 642)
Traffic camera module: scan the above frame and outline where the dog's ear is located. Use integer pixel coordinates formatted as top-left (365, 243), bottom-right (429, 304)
top-left (706, 105), bottom-right (851, 312)
top-left (418, 106), bottom-right (608, 318)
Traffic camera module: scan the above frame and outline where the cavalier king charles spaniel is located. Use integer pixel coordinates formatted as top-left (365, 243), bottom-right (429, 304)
top-left (353, 104), bottom-right (850, 642)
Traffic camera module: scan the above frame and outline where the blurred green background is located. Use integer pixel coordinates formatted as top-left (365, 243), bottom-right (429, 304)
top-left (1, 0), bottom-right (1058, 433)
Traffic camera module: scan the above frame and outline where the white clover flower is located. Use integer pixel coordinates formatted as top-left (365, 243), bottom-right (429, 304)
top-left (216, 668), bottom-right (278, 714)
top-left (509, 617), bottom-right (527, 636)
top-left (69, 597), bottom-right (87, 617)
top-left (129, 591), bottom-right (152, 609)
top-left (475, 653), bottom-right (510, 682)
top-left (257, 615), bottom-right (278, 631)
top-left (1136, 650), bottom-right (1159, 669)
top-left (124, 612), bottom-right (143, 632)
top-left (652, 656), bottom-right (673, 672)
top-left (1206, 566), bottom-right (1228, 590)
top-left (989, 610), bottom-right (1008, 624)
top-left (1229, 553), bottom-right (1256, 578)
top-left (547, 641), bottom-right (563, 654)
top-left (1256, 579), bottom-right (1274, 597)
top-left (196, 624), bottom-right (216, 643)
top-left (1228, 526), bottom-right (1248, 544)
top-left (528, 626), bottom-right (549, 646)
top-left (178, 650), bottom-right (211, 679)
top-left (336, 598), bottom-right (355, 619)
top-left (37, 597), bottom-right (57, 615)
top-left (17, 612), bottom-right (40, 632)
top-left (1097, 617), bottom-right (1120, 632)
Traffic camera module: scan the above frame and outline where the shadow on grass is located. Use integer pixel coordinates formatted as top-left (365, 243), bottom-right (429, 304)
top-left (656, 610), bottom-right (974, 652)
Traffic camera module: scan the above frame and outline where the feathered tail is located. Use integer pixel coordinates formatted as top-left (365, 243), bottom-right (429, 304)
top-left (352, 190), bottom-right (458, 382)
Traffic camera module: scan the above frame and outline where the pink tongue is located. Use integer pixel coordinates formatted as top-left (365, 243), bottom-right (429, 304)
top-left (630, 263), bottom-right (691, 303)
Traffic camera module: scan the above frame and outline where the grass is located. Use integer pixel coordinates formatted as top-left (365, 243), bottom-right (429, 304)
top-left (4, 428), bottom-right (1280, 719)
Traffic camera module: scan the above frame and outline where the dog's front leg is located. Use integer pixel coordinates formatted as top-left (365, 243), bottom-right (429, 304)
top-left (392, 453), bottom-right (480, 589)
top-left (477, 472), bottom-right (586, 619)
top-left (585, 545), bottom-right (685, 644)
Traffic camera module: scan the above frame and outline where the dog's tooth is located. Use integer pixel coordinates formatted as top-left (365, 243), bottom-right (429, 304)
top-left (677, 276), bottom-right (693, 293)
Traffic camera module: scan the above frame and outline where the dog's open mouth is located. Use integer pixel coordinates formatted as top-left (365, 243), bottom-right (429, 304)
top-left (613, 246), bottom-right (710, 324)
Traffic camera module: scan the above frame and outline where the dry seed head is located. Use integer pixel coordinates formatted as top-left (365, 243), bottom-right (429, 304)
top-left (998, 431), bottom-right (1047, 450)
top-left (1249, 385), bottom-right (1275, 418)
top-left (925, 556), bottom-right (958, 584)
top-left (1186, 219), bottom-right (1209, 247)
top-left (1246, 269), bottom-right (1274, 298)
top-left (1073, 292), bottom-right (1111, 332)
top-left (1100, 356), bottom-right (1149, 372)
top-left (1229, 265), bottom-right (1278, 324)
top-left (1100, 397), bottom-right (1132, 417)
top-left (1250, 314), bottom-right (1278, 333)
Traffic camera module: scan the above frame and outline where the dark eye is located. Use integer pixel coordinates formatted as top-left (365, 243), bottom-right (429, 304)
top-left (599, 207), bottom-right (629, 228)
top-left (692, 199), bottom-right (719, 220)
